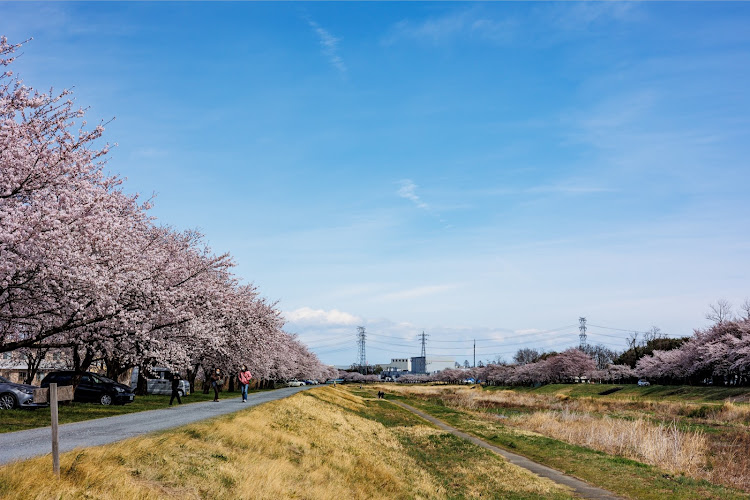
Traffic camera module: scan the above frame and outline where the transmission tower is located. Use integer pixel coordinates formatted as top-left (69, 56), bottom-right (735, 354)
top-left (357, 326), bottom-right (366, 374)
top-left (579, 317), bottom-right (587, 350)
top-left (419, 331), bottom-right (429, 358)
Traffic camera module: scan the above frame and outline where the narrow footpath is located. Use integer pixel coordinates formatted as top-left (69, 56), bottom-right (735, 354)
top-left (0, 385), bottom-right (313, 466)
top-left (391, 400), bottom-right (623, 500)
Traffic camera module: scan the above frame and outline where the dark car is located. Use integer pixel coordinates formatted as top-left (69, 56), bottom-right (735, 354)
top-left (40, 371), bottom-right (135, 405)
top-left (0, 375), bottom-right (48, 410)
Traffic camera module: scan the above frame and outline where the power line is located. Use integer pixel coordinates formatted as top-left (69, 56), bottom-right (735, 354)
top-left (303, 339), bottom-right (353, 348)
top-left (587, 324), bottom-right (653, 335)
top-left (366, 324), bottom-right (577, 343)
top-left (308, 320), bottom-right (684, 363)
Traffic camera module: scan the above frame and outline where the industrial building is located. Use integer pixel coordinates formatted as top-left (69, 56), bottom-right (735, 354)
top-left (410, 355), bottom-right (456, 374)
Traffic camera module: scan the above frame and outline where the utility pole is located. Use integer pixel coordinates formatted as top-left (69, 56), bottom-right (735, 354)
top-left (473, 339), bottom-right (476, 368)
top-left (579, 317), bottom-right (587, 350)
top-left (357, 326), bottom-right (367, 374)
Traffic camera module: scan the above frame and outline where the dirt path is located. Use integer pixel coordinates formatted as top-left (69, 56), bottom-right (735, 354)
top-left (391, 400), bottom-right (623, 500)
top-left (0, 385), bottom-right (313, 466)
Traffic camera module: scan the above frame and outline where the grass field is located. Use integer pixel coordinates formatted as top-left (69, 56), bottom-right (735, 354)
top-left (0, 387), bottom-right (575, 499)
top-left (2, 383), bottom-right (748, 499)
top-left (372, 384), bottom-right (750, 499)
top-left (487, 383), bottom-right (750, 403)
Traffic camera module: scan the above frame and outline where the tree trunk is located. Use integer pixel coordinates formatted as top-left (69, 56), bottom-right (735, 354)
top-left (187, 363), bottom-right (201, 393)
top-left (202, 365), bottom-right (211, 394)
top-left (23, 347), bottom-right (48, 385)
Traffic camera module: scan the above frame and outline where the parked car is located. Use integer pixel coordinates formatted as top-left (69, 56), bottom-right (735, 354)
top-left (40, 371), bottom-right (135, 405)
top-left (0, 375), bottom-right (48, 410)
top-left (287, 380), bottom-right (305, 387)
top-left (303, 380), bottom-right (318, 385)
top-left (145, 367), bottom-right (190, 397)
top-left (637, 379), bottom-right (651, 387)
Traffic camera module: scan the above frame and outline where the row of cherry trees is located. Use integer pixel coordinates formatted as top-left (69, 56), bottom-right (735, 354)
top-left (0, 37), bottom-right (335, 389)
top-left (398, 349), bottom-right (598, 386)
top-left (636, 318), bottom-right (750, 386)
top-left (393, 316), bottom-right (750, 387)
top-left (388, 309), bottom-right (750, 386)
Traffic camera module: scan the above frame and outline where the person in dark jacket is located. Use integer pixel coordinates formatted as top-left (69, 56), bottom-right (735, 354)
top-left (211, 368), bottom-right (222, 402)
top-left (169, 373), bottom-right (182, 405)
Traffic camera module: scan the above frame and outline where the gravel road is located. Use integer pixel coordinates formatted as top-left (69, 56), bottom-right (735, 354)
top-left (0, 385), bottom-right (313, 466)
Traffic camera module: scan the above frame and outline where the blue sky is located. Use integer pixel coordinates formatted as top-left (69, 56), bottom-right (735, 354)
top-left (2, 2), bottom-right (749, 366)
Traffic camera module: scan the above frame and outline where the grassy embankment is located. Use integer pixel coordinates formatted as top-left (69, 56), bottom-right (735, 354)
top-left (0, 386), bottom-right (574, 499)
top-left (367, 384), bottom-right (750, 499)
top-left (0, 390), bottom-right (260, 434)
top-left (491, 383), bottom-right (750, 403)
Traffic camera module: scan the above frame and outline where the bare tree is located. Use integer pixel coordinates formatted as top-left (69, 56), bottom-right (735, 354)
top-left (644, 326), bottom-right (663, 343)
top-left (706, 299), bottom-right (733, 325)
top-left (513, 347), bottom-right (543, 365)
top-left (583, 344), bottom-right (619, 370)
top-left (741, 298), bottom-right (750, 321)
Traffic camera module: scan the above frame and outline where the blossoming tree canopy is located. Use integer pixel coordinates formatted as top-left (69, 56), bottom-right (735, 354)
top-left (0, 37), bottom-right (330, 384)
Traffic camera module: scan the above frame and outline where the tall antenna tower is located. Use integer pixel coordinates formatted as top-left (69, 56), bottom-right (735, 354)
top-left (357, 326), bottom-right (367, 374)
top-left (579, 317), bottom-right (587, 350)
top-left (419, 331), bottom-right (429, 358)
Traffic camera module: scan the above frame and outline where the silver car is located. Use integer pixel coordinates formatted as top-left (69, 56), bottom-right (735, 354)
top-left (0, 375), bottom-right (48, 410)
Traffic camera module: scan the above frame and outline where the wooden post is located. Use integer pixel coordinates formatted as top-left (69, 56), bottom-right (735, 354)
top-left (50, 383), bottom-right (59, 477)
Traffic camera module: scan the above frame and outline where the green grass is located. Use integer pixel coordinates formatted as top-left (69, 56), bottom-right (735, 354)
top-left (311, 389), bottom-right (574, 499)
top-left (384, 392), bottom-right (748, 500)
top-left (0, 389), bottom-right (265, 433)
top-left (484, 383), bottom-right (750, 403)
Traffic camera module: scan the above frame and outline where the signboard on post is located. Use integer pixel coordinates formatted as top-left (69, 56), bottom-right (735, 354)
top-left (34, 384), bottom-right (74, 476)
top-left (33, 386), bottom-right (73, 404)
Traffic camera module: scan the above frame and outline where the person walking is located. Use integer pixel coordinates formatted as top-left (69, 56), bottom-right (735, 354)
top-left (169, 373), bottom-right (182, 406)
top-left (211, 368), bottom-right (223, 402)
top-left (238, 365), bottom-right (252, 402)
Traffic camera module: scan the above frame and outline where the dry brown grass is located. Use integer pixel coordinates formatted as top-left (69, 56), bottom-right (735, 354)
top-left (512, 410), bottom-right (708, 476)
top-left (0, 386), bottom-right (570, 499)
top-left (383, 384), bottom-right (750, 425)
top-left (381, 384), bottom-right (750, 492)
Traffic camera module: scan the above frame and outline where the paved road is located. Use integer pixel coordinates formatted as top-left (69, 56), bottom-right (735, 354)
top-left (392, 400), bottom-right (623, 500)
top-left (0, 385), bottom-right (313, 466)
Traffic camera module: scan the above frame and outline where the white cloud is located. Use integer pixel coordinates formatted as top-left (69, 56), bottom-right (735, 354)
top-left (378, 284), bottom-right (457, 302)
top-left (308, 19), bottom-right (347, 74)
top-left (384, 9), bottom-right (515, 46)
top-left (285, 307), bottom-right (361, 326)
top-left (397, 179), bottom-right (429, 209)
top-left (514, 328), bottom-right (543, 335)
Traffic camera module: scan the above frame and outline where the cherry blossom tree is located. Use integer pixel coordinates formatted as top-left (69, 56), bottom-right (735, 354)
top-left (1, 37), bottom-right (333, 390)
top-left (636, 318), bottom-right (750, 386)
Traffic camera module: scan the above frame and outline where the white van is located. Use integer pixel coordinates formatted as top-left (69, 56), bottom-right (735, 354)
top-left (143, 367), bottom-right (191, 396)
